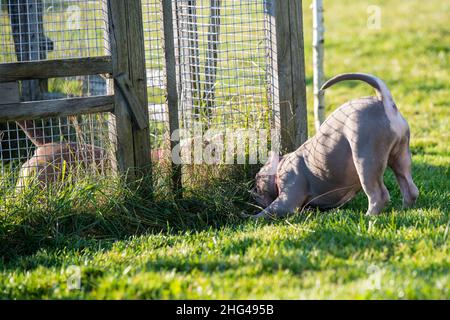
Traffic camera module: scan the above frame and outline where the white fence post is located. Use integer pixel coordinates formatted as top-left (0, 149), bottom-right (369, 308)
top-left (312, 0), bottom-right (325, 131)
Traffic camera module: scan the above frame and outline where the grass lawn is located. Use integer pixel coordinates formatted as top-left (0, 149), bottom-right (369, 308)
top-left (0, 0), bottom-right (449, 299)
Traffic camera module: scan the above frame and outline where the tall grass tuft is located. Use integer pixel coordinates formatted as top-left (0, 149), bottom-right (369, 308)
top-left (0, 163), bottom-right (258, 259)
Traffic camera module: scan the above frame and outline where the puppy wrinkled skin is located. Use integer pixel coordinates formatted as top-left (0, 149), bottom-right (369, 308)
top-left (252, 73), bottom-right (419, 219)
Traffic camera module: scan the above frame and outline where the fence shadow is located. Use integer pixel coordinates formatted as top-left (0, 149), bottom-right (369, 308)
top-left (3, 205), bottom-right (447, 279)
top-left (0, 161), bottom-right (447, 266)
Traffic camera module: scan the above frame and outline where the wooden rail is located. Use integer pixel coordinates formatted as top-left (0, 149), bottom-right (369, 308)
top-left (0, 56), bottom-right (113, 83)
top-left (0, 95), bottom-right (114, 121)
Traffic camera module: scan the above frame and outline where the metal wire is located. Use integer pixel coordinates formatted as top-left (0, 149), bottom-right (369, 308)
top-left (141, 0), bottom-right (277, 162)
top-left (0, 0), bottom-right (279, 204)
top-left (174, 0), bottom-right (274, 132)
top-left (0, 0), bottom-right (109, 63)
top-left (0, 0), bottom-right (112, 205)
top-left (0, 114), bottom-right (113, 203)
top-left (142, 0), bottom-right (169, 151)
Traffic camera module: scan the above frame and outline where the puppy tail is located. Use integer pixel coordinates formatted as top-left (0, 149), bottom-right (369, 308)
top-left (320, 73), bottom-right (398, 119)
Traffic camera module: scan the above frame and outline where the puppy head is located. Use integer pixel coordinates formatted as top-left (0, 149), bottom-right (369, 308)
top-left (251, 151), bottom-right (280, 207)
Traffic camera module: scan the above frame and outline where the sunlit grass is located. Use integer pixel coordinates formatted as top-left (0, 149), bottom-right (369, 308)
top-left (0, 0), bottom-right (448, 299)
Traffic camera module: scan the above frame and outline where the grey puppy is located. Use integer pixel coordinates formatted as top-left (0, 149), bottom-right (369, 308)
top-left (251, 73), bottom-right (419, 218)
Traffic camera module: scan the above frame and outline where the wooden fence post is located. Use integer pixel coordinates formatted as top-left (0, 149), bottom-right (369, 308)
top-left (107, 0), bottom-right (151, 180)
top-left (272, 0), bottom-right (308, 152)
top-left (162, 0), bottom-right (182, 193)
top-left (125, 0), bottom-right (152, 177)
top-left (108, 0), bottom-right (135, 178)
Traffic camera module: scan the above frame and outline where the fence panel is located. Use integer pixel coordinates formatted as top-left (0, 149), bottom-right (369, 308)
top-left (0, 0), bottom-right (114, 206)
top-left (0, 0), bottom-right (307, 206)
top-left (0, 0), bottom-right (151, 208)
top-left (175, 0), bottom-right (274, 132)
top-left (140, 0), bottom-right (307, 179)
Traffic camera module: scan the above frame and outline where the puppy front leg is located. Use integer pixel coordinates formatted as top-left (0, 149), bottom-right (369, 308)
top-left (253, 195), bottom-right (296, 219)
top-left (254, 188), bottom-right (308, 220)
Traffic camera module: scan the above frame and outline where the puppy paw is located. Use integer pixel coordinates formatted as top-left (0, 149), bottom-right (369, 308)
top-left (240, 211), bottom-right (268, 220)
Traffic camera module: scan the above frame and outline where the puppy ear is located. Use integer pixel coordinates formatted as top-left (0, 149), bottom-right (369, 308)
top-left (265, 151), bottom-right (280, 176)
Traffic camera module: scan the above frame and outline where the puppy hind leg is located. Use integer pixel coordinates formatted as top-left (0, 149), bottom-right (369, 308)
top-left (352, 152), bottom-right (391, 216)
top-left (389, 144), bottom-right (419, 208)
top-left (365, 179), bottom-right (390, 216)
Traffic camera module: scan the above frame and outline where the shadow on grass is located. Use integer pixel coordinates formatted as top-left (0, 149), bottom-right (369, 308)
top-left (0, 162), bottom-right (447, 267)
top-left (0, 165), bottom-right (258, 261)
top-left (4, 209), bottom-right (447, 279)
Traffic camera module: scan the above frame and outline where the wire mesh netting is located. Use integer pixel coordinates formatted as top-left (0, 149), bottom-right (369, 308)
top-left (0, 0), bottom-right (113, 206)
top-left (0, 114), bottom-right (113, 204)
top-left (175, 0), bottom-right (275, 132)
top-left (0, 0), bottom-right (109, 63)
top-left (141, 0), bottom-right (278, 163)
top-left (142, 0), bottom-right (169, 152)
top-left (0, 0), bottom-right (279, 205)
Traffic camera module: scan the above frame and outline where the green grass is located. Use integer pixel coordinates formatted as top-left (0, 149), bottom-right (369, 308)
top-left (0, 0), bottom-right (449, 299)
top-left (2, 211), bottom-right (448, 299)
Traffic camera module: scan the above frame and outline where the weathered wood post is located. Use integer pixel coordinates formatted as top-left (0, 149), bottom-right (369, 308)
top-left (107, 0), bottom-right (152, 180)
top-left (271, 0), bottom-right (308, 152)
top-left (162, 0), bottom-right (182, 192)
top-left (313, 0), bottom-right (325, 131)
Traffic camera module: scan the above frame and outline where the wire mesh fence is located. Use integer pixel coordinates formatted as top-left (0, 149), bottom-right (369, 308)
top-left (175, 0), bottom-right (274, 132)
top-left (0, 114), bottom-right (113, 205)
top-left (0, 0), bottom-right (113, 206)
top-left (142, 0), bottom-right (169, 152)
top-left (142, 0), bottom-right (278, 167)
top-left (0, 0), bottom-right (109, 63)
top-left (0, 0), bottom-right (280, 205)
top-left (176, 0), bottom-right (278, 172)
